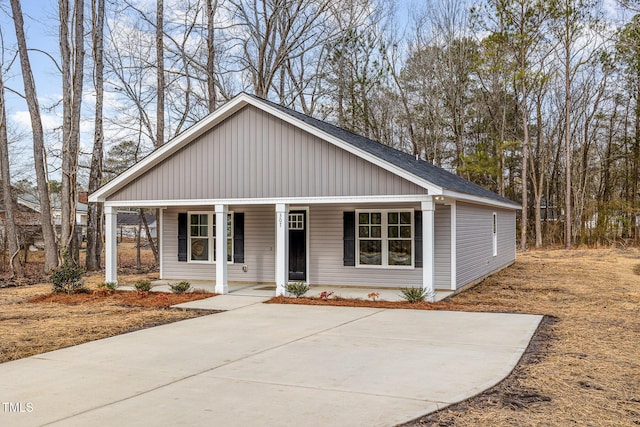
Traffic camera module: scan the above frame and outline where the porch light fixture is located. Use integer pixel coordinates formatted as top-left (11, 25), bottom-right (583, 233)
top-left (434, 196), bottom-right (445, 201)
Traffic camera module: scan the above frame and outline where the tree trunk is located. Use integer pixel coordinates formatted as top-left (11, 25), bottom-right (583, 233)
top-left (156, 0), bottom-right (164, 147)
top-left (140, 209), bottom-right (158, 264)
top-left (136, 212), bottom-right (142, 269)
top-left (520, 55), bottom-right (529, 251)
top-left (59, 0), bottom-right (85, 261)
top-left (10, 0), bottom-right (59, 272)
top-left (86, 0), bottom-right (105, 271)
top-left (206, 0), bottom-right (217, 113)
top-left (0, 70), bottom-right (23, 277)
top-left (564, 39), bottom-right (572, 250)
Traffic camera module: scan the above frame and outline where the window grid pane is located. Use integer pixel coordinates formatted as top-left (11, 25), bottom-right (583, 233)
top-left (288, 213), bottom-right (304, 230)
top-left (357, 210), bottom-right (412, 267)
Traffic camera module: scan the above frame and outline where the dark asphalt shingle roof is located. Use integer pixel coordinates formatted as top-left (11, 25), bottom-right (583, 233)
top-left (248, 93), bottom-right (518, 207)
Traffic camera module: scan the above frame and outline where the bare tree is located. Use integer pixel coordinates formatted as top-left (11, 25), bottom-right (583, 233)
top-left (59, 0), bottom-right (85, 260)
top-left (156, 0), bottom-right (164, 147)
top-left (0, 35), bottom-right (23, 277)
top-left (9, 0), bottom-right (59, 272)
top-left (228, 0), bottom-right (332, 98)
top-left (86, 0), bottom-right (105, 271)
top-left (551, 0), bottom-right (601, 249)
top-left (206, 0), bottom-right (219, 112)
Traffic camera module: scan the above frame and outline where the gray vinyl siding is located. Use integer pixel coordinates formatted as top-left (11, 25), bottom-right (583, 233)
top-left (456, 202), bottom-right (516, 288)
top-left (161, 202), bottom-right (509, 290)
top-left (161, 205), bottom-right (275, 283)
top-left (309, 203), bottom-right (423, 288)
top-left (434, 204), bottom-right (451, 290)
top-left (109, 106), bottom-right (426, 202)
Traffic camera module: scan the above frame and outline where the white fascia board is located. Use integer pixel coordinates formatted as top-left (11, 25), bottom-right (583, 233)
top-left (103, 194), bottom-right (431, 208)
top-left (88, 95), bottom-right (254, 203)
top-left (442, 190), bottom-right (520, 210)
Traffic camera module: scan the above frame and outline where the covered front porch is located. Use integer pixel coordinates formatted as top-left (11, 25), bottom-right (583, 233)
top-left (103, 196), bottom-right (451, 301)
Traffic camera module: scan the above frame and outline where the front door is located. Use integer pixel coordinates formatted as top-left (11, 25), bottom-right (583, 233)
top-left (288, 211), bottom-right (306, 281)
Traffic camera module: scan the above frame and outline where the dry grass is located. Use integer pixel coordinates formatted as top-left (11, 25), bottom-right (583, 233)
top-left (0, 279), bottom-right (215, 364)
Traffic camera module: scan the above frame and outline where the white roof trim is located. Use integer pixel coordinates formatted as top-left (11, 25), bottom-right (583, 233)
top-left (442, 190), bottom-right (520, 210)
top-left (90, 93), bottom-right (493, 204)
top-left (103, 194), bottom-right (433, 208)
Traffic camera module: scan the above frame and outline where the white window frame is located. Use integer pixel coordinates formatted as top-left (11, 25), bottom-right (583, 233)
top-left (187, 211), bottom-right (234, 264)
top-left (492, 212), bottom-right (498, 257)
top-left (355, 209), bottom-right (414, 269)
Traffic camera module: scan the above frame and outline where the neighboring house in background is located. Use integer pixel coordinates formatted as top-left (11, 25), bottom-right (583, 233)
top-left (21, 193), bottom-right (89, 241)
top-left (0, 189), bottom-right (43, 250)
top-left (89, 93), bottom-right (520, 296)
top-left (116, 211), bottom-right (157, 240)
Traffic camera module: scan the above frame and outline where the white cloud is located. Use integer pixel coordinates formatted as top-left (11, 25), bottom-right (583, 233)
top-left (10, 110), bottom-right (60, 134)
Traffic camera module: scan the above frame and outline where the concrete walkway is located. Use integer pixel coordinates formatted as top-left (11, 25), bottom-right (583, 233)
top-left (0, 304), bottom-right (541, 427)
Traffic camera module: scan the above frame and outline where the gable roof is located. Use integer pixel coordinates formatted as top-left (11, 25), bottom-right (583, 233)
top-left (248, 94), bottom-right (516, 207)
top-left (90, 93), bottom-right (519, 209)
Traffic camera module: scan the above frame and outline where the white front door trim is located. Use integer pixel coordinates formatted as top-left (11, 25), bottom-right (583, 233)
top-left (289, 206), bottom-right (310, 286)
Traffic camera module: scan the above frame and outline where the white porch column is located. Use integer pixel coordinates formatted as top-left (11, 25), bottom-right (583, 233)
top-left (104, 205), bottom-right (118, 285)
top-left (275, 203), bottom-right (289, 296)
top-left (215, 204), bottom-right (228, 294)
top-left (421, 197), bottom-right (435, 302)
top-left (449, 201), bottom-right (457, 290)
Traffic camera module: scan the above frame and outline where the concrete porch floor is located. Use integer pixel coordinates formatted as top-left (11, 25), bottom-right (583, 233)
top-left (118, 280), bottom-right (454, 302)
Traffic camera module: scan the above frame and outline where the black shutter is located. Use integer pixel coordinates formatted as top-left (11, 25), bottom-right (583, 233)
top-left (414, 211), bottom-right (423, 268)
top-left (233, 212), bottom-right (245, 263)
top-left (178, 213), bottom-right (187, 262)
top-left (343, 211), bottom-right (355, 266)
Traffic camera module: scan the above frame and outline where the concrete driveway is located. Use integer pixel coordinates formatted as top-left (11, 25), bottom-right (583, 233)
top-left (0, 303), bottom-right (541, 427)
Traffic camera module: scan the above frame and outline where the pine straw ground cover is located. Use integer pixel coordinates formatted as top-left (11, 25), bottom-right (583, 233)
top-left (270, 249), bottom-right (640, 426)
top-left (0, 274), bottom-right (215, 364)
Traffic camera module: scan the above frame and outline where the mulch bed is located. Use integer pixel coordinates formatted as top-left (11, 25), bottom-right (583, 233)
top-left (265, 295), bottom-right (472, 311)
top-left (28, 289), bottom-right (215, 308)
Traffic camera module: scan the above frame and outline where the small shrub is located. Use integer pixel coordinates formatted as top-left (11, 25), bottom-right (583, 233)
top-left (285, 281), bottom-right (310, 298)
top-left (50, 258), bottom-right (86, 294)
top-left (400, 287), bottom-right (430, 303)
top-left (134, 280), bottom-right (153, 292)
top-left (97, 281), bottom-right (117, 291)
top-left (368, 292), bottom-right (380, 301)
top-left (169, 281), bottom-right (192, 294)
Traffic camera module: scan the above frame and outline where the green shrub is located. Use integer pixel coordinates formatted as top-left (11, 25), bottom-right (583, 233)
top-left (134, 280), bottom-right (153, 292)
top-left (400, 287), bottom-right (431, 303)
top-left (169, 281), bottom-right (192, 294)
top-left (97, 281), bottom-right (117, 291)
top-left (50, 258), bottom-right (86, 294)
top-left (285, 281), bottom-right (310, 298)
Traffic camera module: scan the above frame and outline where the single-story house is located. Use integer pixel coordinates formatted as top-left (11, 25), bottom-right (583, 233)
top-left (89, 93), bottom-right (519, 298)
